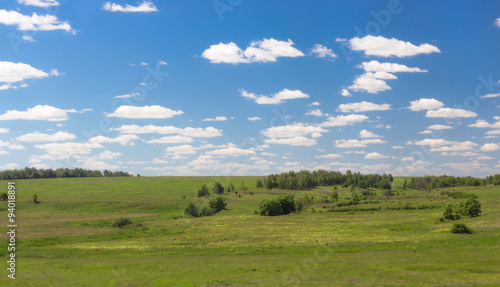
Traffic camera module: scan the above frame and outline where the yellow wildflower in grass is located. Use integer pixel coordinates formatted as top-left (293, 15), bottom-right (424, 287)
top-left (432, 228), bottom-right (451, 233)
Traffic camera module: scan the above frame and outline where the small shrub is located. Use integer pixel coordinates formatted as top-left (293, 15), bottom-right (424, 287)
top-left (443, 203), bottom-right (461, 221)
top-left (184, 202), bottom-right (199, 217)
top-left (112, 217), bottom-right (132, 227)
top-left (451, 223), bottom-right (473, 234)
top-left (199, 206), bottom-right (217, 216)
top-left (213, 182), bottom-right (224, 194)
top-left (209, 196), bottom-right (227, 213)
top-left (197, 184), bottom-right (210, 197)
top-left (294, 199), bottom-right (304, 212)
top-left (259, 199), bottom-right (283, 216)
top-left (0, 192), bottom-right (7, 201)
top-left (33, 194), bottom-right (38, 203)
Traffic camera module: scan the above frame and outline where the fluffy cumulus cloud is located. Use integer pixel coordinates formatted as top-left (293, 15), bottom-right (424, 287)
top-left (479, 143), bottom-right (500, 152)
top-left (261, 123), bottom-right (327, 138)
top-left (146, 135), bottom-right (193, 144)
top-left (265, 136), bottom-right (317, 146)
top-left (364, 152), bottom-right (388, 159)
top-left (315, 153), bottom-right (342, 159)
top-left (102, 1), bottom-right (158, 13)
top-left (305, 109), bottom-right (326, 117)
top-left (16, 131), bottom-right (76, 142)
top-left (427, 124), bottom-right (453, 130)
top-left (88, 134), bottom-right (140, 146)
top-left (0, 61), bottom-right (49, 83)
top-left (206, 147), bottom-right (256, 157)
top-left (321, 114), bottom-right (368, 127)
top-left (426, 108), bottom-right (477, 118)
top-left (348, 60), bottom-right (427, 94)
top-left (0, 105), bottom-right (71, 121)
top-left (407, 98), bottom-right (445, 111)
top-left (165, 145), bottom-right (197, 155)
top-left (335, 138), bottom-right (387, 148)
top-left (240, 88), bottom-right (308, 104)
top-left (0, 9), bottom-right (73, 33)
top-left (247, 117), bottom-right (261, 121)
top-left (113, 124), bottom-right (222, 137)
top-left (0, 128), bottom-right (9, 134)
top-left (310, 44), bottom-right (337, 60)
top-left (359, 129), bottom-right (381, 138)
top-left (340, 89), bottom-right (351, 97)
top-left (202, 116), bottom-right (227, 122)
top-left (496, 18), bottom-right (500, 28)
top-left (35, 142), bottom-right (104, 157)
top-left (0, 140), bottom-right (25, 150)
top-left (348, 35), bottom-right (440, 57)
top-left (202, 38), bottom-right (304, 64)
top-left (337, 101), bottom-right (391, 113)
top-left (106, 105), bottom-right (183, 119)
top-left (412, 139), bottom-right (478, 152)
top-left (18, 0), bottom-right (59, 7)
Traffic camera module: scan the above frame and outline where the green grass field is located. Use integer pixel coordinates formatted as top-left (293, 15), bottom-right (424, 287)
top-left (1, 176), bottom-right (499, 286)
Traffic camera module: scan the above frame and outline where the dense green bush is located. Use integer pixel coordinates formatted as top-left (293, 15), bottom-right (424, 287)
top-left (112, 217), bottom-right (132, 227)
top-left (442, 203), bottom-right (461, 221)
top-left (213, 182), bottom-right (224, 194)
top-left (199, 206), bottom-right (217, 216)
top-left (259, 195), bottom-right (301, 216)
top-left (209, 196), bottom-right (227, 213)
top-left (451, 223), bottom-right (473, 234)
top-left (197, 184), bottom-right (210, 197)
top-left (259, 199), bottom-right (284, 216)
top-left (458, 198), bottom-right (481, 218)
top-left (0, 192), bottom-right (7, 201)
top-left (184, 202), bottom-right (199, 217)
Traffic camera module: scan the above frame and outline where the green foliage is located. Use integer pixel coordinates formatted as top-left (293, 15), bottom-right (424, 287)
top-left (383, 190), bottom-right (394, 197)
top-left (0, 166), bottom-right (131, 180)
top-left (33, 194), bottom-right (38, 203)
top-left (256, 179), bottom-right (263, 189)
top-left (112, 217), bottom-right (132, 227)
top-left (443, 203), bottom-right (461, 221)
top-left (197, 184), bottom-right (210, 197)
top-left (331, 190), bottom-right (339, 201)
top-left (458, 198), bottom-right (481, 218)
top-left (213, 182), bottom-right (224, 194)
top-left (240, 181), bottom-right (248, 191)
top-left (259, 199), bottom-right (284, 216)
top-left (451, 223), bottom-right (473, 234)
top-left (0, 192), bottom-right (7, 201)
top-left (199, 206), bottom-right (217, 217)
top-left (442, 191), bottom-right (478, 199)
top-left (408, 175), bottom-right (484, 190)
top-left (209, 196), bottom-right (227, 213)
top-left (184, 202), bottom-right (199, 217)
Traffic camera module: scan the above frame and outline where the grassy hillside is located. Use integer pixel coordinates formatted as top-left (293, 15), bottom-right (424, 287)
top-left (0, 176), bottom-right (499, 286)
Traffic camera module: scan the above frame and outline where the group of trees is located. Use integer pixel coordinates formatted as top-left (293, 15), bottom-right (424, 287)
top-left (259, 195), bottom-right (303, 216)
top-left (197, 182), bottom-right (237, 197)
top-left (0, 167), bottom-right (132, 180)
top-left (406, 175), bottom-right (485, 190)
top-left (443, 197), bottom-right (481, 221)
top-left (256, 170), bottom-right (393, 191)
top-left (184, 196), bottom-right (227, 217)
top-left (486, 174), bottom-right (500, 185)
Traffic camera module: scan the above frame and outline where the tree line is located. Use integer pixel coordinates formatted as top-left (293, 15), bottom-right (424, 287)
top-left (0, 167), bottom-right (132, 180)
top-left (256, 170), bottom-right (394, 191)
top-left (404, 174), bottom-right (500, 191)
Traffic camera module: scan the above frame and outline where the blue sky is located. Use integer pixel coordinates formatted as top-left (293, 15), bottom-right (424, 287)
top-left (0, 0), bottom-right (499, 177)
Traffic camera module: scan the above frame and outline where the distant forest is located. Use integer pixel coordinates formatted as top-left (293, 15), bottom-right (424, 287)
top-left (0, 167), bottom-right (132, 180)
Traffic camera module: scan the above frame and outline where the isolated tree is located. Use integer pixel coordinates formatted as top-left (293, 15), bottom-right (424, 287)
top-left (458, 198), bottom-right (481, 218)
top-left (213, 182), bottom-right (224, 194)
top-left (256, 179), bottom-right (263, 189)
top-left (209, 196), bottom-right (227, 213)
top-left (331, 190), bottom-right (339, 201)
top-left (403, 179), bottom-right (408, 190)
top-left (33, 194), bottom-right (38, 203)
top-left (184, 202), bottom-right (199, 217)
top-left (197, 184), bottom-right (210, 197)
top-left (0, 192), bottom-right (7, 201)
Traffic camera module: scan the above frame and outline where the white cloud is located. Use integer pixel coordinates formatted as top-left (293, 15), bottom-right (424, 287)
top-left (305, 109), bottom-right (326, 117)
top-left (427, 124), bottom-right (453, 130)
top-left (0, 163), bottom-right (20, 169)
top-left (308, 102), bottom-right (320, 106)
top-left (240, 88), bottom-right (308, 104)
top-left (392, 145), bottom-right (404, 149)
top-left (348, 72), bottom-right (392, 93)
top-left (335, 138), bottom-right (387, 148)
top-left (496, 18), bottom-right (500, 28)
top-left (261, 123), bottom-right (327, 138)
top-left (340, 89), bottom-right (352, 97)
top-left (419, 130), bottom-right (432, 134)
top-left (35, 142), bottom-right (104, 157)
top-left (146, 135), bottom-right (193, 144)
top-left (426, 108), bottom-right (477, 118)
top-left (413, 139), bottom-right (478, 152)
top-left (479, 143), bottom-right (500, 152)
top-left (364, 152), bottom-right (388, 159)
top-left (310, 44), bottom-right (337, 59)
top-left (468, 118), bottom-right (500, 129)
top-left (247, 117), bottom-right (261, 121)
top-left (0, 61), bottom-right (50, 83)
top-left (315, 154), bottom-right (342, 159)
top-left (206, 147), bottom-right (256, 157)
top-left (359, 129), bottom-right (380, 138)
top-left (202, 116), bottom-right (227, 122)
top-left (481, 93), bottom-right (500, 99)
top-left (402, 157), bottom-right (414, 161)
top-left (0, 105), bottom-right (70, 121)
top-left (360, 60), bottom-right (428, 73)
top-left (97, 150), bottom-right (122, 160)
top-left (265, 137), bottom-right (317, 146)
top-left (0, 10), bottom-right (73, 33)
top-left (106, 105), bottom-right (183, 119)
top-left (0, 128), bottom-right (9, 134)
top-left (22, 35), bottom-right (35, 42)
top-left (18, 0), bottom-right (59, 7)
top-left (0, 151), bottom-right (10, 156)
top-left (102, 1), bottom-right (158, 13)
top-left (113, 125), bottom-right (222, 137)
top-left (407, 98), bottom-right (445, 111)
top-left (16, 131), bottom-right (76, 142)
top-left (165, 145), bottom-right (197, 155)
top-left (202, 38), bottom-right (304, 64)
top-left (321, 114), bottom-right (369, 127)
top-left (158, 61), bottom-right (167, 65)
top-left (338, 101), bottom-right (391, 113)
top-left (0, 140), bottom-right (25, 150)
top-left (260, 152), bottom-right (277, 157)
top-left (348, 35), bottom-right (440, 57)
top-left (88, 134), bottom-right (140, 146)
top-left (113, 93), bottom-right (140, 99)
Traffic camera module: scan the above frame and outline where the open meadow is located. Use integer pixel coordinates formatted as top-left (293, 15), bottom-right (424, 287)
top-left (1, 176), bottom-right (499, 286)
